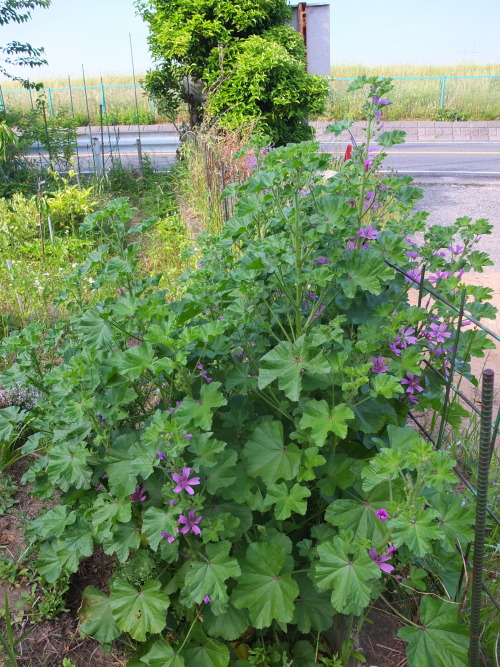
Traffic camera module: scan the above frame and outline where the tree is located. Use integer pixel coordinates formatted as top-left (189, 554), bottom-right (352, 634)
top-left (0, 0), bottom-right (51, 85)
top-left (137, 0), bottom-right (328, 144)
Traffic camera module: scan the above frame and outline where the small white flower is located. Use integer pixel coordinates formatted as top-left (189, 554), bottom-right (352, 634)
top-left (71, 263), bottom-right (77, 268)
top-left (88, 278), bottom-right (95, 284)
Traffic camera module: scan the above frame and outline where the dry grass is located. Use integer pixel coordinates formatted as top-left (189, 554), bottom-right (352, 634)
top-left (325, 63), bottom-right (500, 121)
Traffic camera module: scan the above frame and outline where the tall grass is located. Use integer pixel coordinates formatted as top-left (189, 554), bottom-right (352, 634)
top-left (325, 63), bottom-right (500, 121)
top-left (2, 64), bottom-right (500, 123)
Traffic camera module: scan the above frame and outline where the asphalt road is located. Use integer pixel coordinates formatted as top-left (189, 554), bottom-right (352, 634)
top-left (26, 133), bottom-right (500, 182)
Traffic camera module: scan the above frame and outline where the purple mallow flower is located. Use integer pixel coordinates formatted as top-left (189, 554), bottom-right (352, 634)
top-left (371, 357), bottom-right (388, 374)
top-left (203, 595), bottom-right (211, 604)
top-left (130, 485), bottom-right (147, 502)
top-left (182, 434), bottom-right (193, 439)
top-left (395, 326), bottom-right (418, 349)
top-left (447, 244), bottom-right (464, 255)
top-left (376, 508), bottom-right (390, 520)
top-left (427, 323), bottom-right (452, 344)
top-left (372, 97), bottom-right (390, 106)
top-left (161, 531), bottom-right (175, 543)
top-left (405, 268), bottom-right (421, 285)
top-left (172, 468), bottom-right (200, 495)
top-left (357, 225), bottom-right (379, 240)
top-left (157, 450), bottom-right (166, 460)
top-left (178, 510), bottom-right (202, 535)
top-left (245, 155), bottom-right (258, 170)
top-left (406, 251), bottom-right (419, 260)
top-left (405, 237), bottom-right (417, 247)
top-left (369, 545), bottom-right (396, 574)
top-left (428, 270), bottom-right (451, 284)
top-left (401, 373), bottom-right (424, 395)
top-left (314, 256), bottom-right (331, 265)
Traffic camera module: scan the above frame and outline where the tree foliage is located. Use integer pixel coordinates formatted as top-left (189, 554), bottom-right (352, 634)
top-left (0, 0), bottom-right (51, 83)
top-left (137, 0), bottom-right (328, 144)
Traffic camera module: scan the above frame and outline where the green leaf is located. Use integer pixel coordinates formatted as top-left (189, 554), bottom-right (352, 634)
top-left (325, 498), bottom-right (388, 543)
top-left (27, 506), bottom-right (76, 540)
top-left (183, 630), bottom-right (230, 667)
top-left (142, 507), bottom-right (179, 552)
top-left (176, 382), bottom-right (228, 430)
top-left (37, 542), bottom-right (81, 583)
top-left (339, 252), bottom-right (394, 298)
top-left (140, 640), bottom-right (185, 666)
top-left (398, 598), bottom-right (468, 667)
top-left (116, 344), bottom-right (157, 380)
top-left (232, 542), bottom-right (299, 628)
top-left (312, 535), bottom-right (381, 615)
top-left (104, 434), bottom-right (156, 499)
top-left (376, 130), bottom-right (406, 148)
top-left (371, 373), bottom-right (404, 398)
top-left (266, 482), bottom-right (311, 520)
top-left (389, 510), bottom-right (441, 557)
top-left (79, 586), bottom-right (121, 644)
top-left (102, 521), bottom-right (141, 562)
top-left (243, 421), bottom-right (301, 485)
top-left (184, 541), bottom-right (241, 606)
top-left (431, 494), bottom-right (474, 553)
top-left (202, 604), bottom-right (250, 641)
top-left (109, 578), bottom-right (170, 642)
top-left (299, 400), bottom-right (354, 445)
top-left (292, 573), bottom-right (335, 633)
top-left (92, 496), bottom-right (132, 533)
top-left (74, 307), bottom-right (115, 349)
top-left (46, 442), bottom-right (92, 491)
top-left (258, 335), bottom-right (330, 401)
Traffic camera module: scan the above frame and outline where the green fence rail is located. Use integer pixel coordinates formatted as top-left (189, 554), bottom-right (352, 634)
top-left (330, 75), bottom-right (500, 109)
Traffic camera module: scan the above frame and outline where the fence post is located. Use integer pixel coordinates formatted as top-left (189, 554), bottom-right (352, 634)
top-left (440, 76), bottom-right (447, 108)
top-left (47, 88), bottom-right (55, 117)
top-left (469, 368), bottom-right (494, 667)
top-left (0, 86), bottom-right (5, 113)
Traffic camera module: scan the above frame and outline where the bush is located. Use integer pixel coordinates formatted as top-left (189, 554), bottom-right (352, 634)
top-left (2, 78), bottom-right (495, 665)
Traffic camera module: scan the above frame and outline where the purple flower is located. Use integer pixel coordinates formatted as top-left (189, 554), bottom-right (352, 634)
top-left (97, 414), bottom-right (107, 425)
top-left (349, 199), bottom-right (356, 207)
top-left (395, 326), bottom-right (418, 349)
top-left (406, 251), bottom-right (419, 260)
top-left (298, 188), bottom-right (311, 196)
top-left (372, 97), bottom-right (390, 106)
top-left (456, 268), bottom-right (465, 279)
top-left (427, 323), bottom-right (452, 344)
top-left (314, 256), bottom-right (331, 264)
top-left (130, 485), bottom-right (147, 502)
top-left (161, 531), bottom-right (175, 543)
top-left (404, 268), bottom-right (421, 285)
top-left (178, 510), bottom-right (202, 535)
top-left (157, 450), bottom-right (166, 460)
top-left (369, 545), bottom-right (396, 574)
top-left (447, 244), bottom-right (464, 255)
top-left (311, 303), bottom-right (326, 321)
top-left (428, 270), bottom-right (451, 284)
top-left (432, 251), bottom-right (447, 258)
top-left (196, 262), bottom-right (203, 269)
top-left (182, 434), bottom-right (193, 439)
top-left (405, 237), bottom-right (417, 247)
top-left (203, 595), bottom-right (211, 604)
top-left (245, 155), bottom-right (258, 170)
top-left (307, 291), bottom-right (318, 299)
top-left (364, 159), bottom-right (373, 171)
top-left (345, 240), bottom-right (356, 251)
top-left (375, 110), bottom-right (382, 122)
top-left (376, 509), bottom-right (390, 520)
top-left (401, 373), bottom-right (424, 395)
top-left (371, 357), bottom-right (388, 374)
top-left (357, 225), bottom-right (379, 240)
top-left (389, 341), bottom-right (402, 357)
top-left (172, 468), bottom-right (200, 495)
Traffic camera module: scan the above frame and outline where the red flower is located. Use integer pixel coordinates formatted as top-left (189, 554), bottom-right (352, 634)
top-left (343, 144), bottom-right (353, 162)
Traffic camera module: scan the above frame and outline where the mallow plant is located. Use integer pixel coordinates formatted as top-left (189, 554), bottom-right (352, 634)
top-left (0, 77), bottom-right (495, 666)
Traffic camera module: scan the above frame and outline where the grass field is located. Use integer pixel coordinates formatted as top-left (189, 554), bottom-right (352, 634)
top-left (1, 63), bottom-right (500, 123)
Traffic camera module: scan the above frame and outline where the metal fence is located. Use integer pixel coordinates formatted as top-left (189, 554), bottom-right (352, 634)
top-left (1, 74), bottom-right (499, 124)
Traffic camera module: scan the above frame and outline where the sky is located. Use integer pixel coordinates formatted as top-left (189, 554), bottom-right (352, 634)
top-left (0, 0), bottom-right (499, 82)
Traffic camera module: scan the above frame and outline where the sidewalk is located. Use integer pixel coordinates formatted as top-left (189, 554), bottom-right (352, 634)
top-left (77, 121), bottom-right (500, 142)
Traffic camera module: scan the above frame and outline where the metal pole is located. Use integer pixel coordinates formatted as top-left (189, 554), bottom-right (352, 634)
top-left (68, 75), bottom-right (75, 118)
top-left (129, 33), bottom-right (142, 143)
top-left (99, 104), bottom-right (105, 175)
top-left (469, 368), bottom-right (494, 667)
top-left (47, 88), bottom-right (54, 117)
top-left (440, 76), bottom-right (447, 108)
top-left (82, 64), bottom-right (97, 174)
top-left (136, 138), bottom-right (144, 177)
top-left (41, 100), bottom-right (54, 171)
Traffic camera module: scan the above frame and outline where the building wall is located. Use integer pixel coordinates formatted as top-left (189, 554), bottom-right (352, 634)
top-left (291, 4), bottom-right (330, 76)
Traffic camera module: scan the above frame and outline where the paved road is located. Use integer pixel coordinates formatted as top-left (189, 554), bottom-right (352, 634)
top-left (26, 133), bottom-right (500, 182)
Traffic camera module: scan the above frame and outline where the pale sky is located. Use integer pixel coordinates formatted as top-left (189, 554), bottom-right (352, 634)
top-left (0, 0), bottom-right (498, 83)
